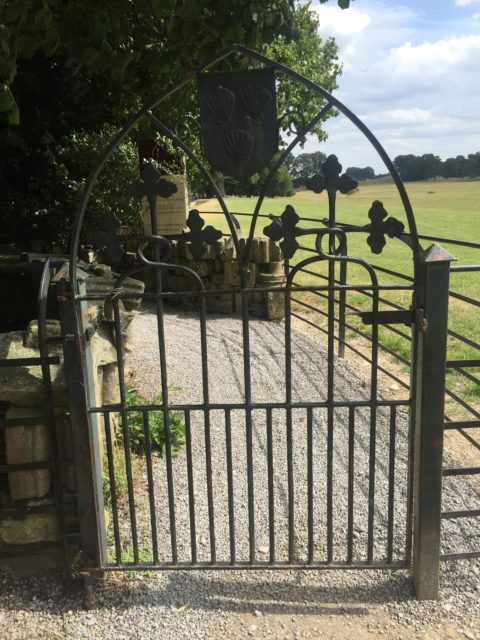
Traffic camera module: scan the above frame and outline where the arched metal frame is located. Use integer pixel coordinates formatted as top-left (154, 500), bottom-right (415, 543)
top-left (70, 43), bottom-right (421, 291)
top-left (62, 45), bottom-right (443, 581)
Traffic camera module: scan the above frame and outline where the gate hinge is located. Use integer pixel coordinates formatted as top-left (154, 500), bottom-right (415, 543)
top-left (358, 309), bottom-right (415, 326)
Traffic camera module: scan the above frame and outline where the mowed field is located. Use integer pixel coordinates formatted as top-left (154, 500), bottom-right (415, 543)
top-left (197, 179), bottom-right (480, 412)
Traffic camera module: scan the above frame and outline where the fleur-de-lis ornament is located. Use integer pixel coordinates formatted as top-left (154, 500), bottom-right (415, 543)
top-left (305, 155), bottom-right (358, 195)
top-left (127, 163), bottom-right (178, 227)
top-left (263, 204), bottom-right (301, 259)
top-left (367, 200), bottom-right (405, 254)
top-left (184, 209), bottom-right (223, 260)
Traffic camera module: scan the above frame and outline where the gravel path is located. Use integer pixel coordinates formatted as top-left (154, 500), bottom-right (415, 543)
top-left (1, 303), bottom-right (479, 639)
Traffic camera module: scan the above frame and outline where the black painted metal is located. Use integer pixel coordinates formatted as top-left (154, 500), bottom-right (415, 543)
top-left (59, 45), bottom-right (464, 599)
top-left (0, 259), bottom-right (70, 574)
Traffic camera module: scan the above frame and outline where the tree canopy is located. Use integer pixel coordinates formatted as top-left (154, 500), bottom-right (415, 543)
top-left (0, 0), bottom-right (347, 247)
top-left (394, 153), bottom-right (480, 181)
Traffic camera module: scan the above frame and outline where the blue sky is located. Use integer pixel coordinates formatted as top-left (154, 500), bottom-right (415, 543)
top-left (302, 0), bottom-right (480, 172)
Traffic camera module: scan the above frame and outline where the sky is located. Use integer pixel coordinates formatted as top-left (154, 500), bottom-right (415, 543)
top-left (301, 0), bottom-right (480, 173)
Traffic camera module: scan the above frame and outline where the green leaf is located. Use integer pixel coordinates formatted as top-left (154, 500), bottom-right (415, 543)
top-left (337, 0), bottom-right (351, 8)
top-left (0, 84), bottom-right (19, 125)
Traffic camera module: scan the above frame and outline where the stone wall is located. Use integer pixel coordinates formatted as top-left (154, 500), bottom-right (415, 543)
top-left (142, 236), bottom-right (286, 320)
top-left (0, 262), bottom-right (143, 571)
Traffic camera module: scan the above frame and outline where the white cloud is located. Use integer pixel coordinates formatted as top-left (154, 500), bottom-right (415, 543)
top-left (300, 2), bottom-right (480, 171)
top-left (455, 0), bottom-right (480, 7)
top-left (313, 5), bottom-right (372, 36)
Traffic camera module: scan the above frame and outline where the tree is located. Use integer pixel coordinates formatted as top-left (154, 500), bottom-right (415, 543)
top-left (288, 152), bottom-right (328, 186)
top-left (0, 1), bottom-right (347, 247)
top-left (346, 166), bottom-right (375, 180)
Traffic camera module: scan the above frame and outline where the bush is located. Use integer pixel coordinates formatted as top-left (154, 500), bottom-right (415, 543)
top-left (122, 386), bottom-right (186, 458)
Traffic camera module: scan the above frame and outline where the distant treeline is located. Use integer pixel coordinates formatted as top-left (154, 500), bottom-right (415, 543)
top-left (285, 151), bottom-right (480, 185)
top-left (225, 150), bottom-right (480, 198)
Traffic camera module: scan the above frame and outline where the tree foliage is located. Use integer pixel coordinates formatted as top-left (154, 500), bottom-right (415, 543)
top-left (346, 166), bottom-right (375, 180)
top-left (0, 1), bottom-right (347, 247)
top-left (394, 152), bottom-right (480, 181)
top-left (286, 151), bottom-right (328, 187)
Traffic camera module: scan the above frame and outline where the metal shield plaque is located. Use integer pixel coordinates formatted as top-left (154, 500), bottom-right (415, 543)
top-left (198, 68), bottom-right (278, 180)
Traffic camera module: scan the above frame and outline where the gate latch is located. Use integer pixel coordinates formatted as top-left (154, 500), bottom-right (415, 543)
top-left (357, 309), bottom-right (415, 326)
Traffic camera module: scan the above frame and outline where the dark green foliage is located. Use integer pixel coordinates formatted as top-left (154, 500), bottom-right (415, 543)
top-left (394, 152), bottom-right (480, 181)
top-left (0, 1), bottom-right (343, 246)
top-left (286, 151), bottom-right (328, 187)
top-left (346, 166), bottom-right (375, 180)
top-left (123, 387), bottom-right (186, 458)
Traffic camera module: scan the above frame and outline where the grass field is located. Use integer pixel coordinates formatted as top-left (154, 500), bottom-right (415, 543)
top-left (197, 179), bottom-right (480, 414)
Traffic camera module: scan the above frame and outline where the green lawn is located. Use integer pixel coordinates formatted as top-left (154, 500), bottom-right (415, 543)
top-left (197, 179), bottom-right (480, 414)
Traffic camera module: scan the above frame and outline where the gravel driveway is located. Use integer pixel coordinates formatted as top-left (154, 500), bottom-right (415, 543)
top-left (1, 303), bottom-right (479, 639)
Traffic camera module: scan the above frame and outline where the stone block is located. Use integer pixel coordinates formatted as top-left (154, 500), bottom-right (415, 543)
top-left (224, 261), bottom-right (241, 287)
top-left (185, 260), bottom-right (211, 278)
top-left (268, 240), bottom-right (283, 262)
top-left (256, 271), bottom-right (286, 321)
top-left (251, 237), bottom-right (269, 264)
top-left (0, 325), bottom-right (68, 407)
top-left (219, 238), bottom-right (236, 261)
top-left (5, 407), bottom-right (51, 500)
top-left (0, 513), bottom-right (60, 545)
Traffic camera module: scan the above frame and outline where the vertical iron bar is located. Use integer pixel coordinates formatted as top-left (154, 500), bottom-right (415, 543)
top-left (338, 245), bottom-right (347, 358)
top-left (198, 293), bottom-right (216, 564)
top-left (387, 405), bottom-right (396, 564)
top-left (38, 260), bottom-right (68, 575)
top-left (225, 409), bottom-right (236, 565)
top-left (347, 406), bottom-right (355, 564)
top-left (307, 407), bottom-right (314, 564)
top-left (412, 244), bottom-right (454, 600)
top-left (284, 287), bottom-right (295, 562)
top-left (266, 408), bottom-right (275, 564)
top-left (241, 289), bottom-right (256, 563)
top-left (112, 298), bottom-right (139, 564)
top-left (103, 411), bottom-right (121, 564)
top-left (57, 279), bottom-right (105, 573)
top-left (152, 277), bottom-right (178, 564)
top-left (184, 410), bottom-right (197, 564)
top-left (142, 411), bottom-right (159, 564)
top-left (367, 288), bottom-right (379, 564)
top-left (326, 189), bottom-right (336, 563)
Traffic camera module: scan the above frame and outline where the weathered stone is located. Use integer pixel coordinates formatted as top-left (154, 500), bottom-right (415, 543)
top-left (101, 363), bottom-right (120, 406)
top-left (0, 328), bottom-right (67, 407)
top-left (219, 238), bottom-right (236, 261)
top-left (0, 513), bottom-right (60, 545)
top-left (5, 407), bottom-right (51, 500)
top-left (185, 259), bottom-right (211, 278)
top-left (251, 237), bottom-right (270, 264)
top-left (268, 239), bottom-right (283, 262)
top-left (256, 271), bottom-right (286, 320)
top-left (224, 261), bottom-right (241, 287)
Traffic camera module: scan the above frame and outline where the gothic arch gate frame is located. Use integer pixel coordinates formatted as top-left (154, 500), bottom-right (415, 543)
top-left (62, 46), bottom-right (452, 600)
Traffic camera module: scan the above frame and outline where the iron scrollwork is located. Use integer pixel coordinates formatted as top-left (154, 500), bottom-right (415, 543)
top-left (366, 200), bottom-right (405, 254)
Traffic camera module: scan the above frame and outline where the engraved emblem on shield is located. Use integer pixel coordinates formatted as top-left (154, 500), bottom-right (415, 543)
top-left (198, 68), bottom-right (279, 180)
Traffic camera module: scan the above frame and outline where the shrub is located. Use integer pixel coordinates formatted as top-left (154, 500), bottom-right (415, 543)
top-left (122, 386), bottom-right (186, 458)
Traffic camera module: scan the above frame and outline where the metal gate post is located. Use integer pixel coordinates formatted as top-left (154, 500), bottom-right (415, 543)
top-left (56, 271), bottom-right (106, 581)
top-left (412, 244), bottom-right (454, 599)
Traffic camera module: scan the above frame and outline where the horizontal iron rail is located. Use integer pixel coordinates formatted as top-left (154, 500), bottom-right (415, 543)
top-left (0, 416), bottom-right (47, 429)
top-left (77, 283), bottom-right (415, 303)
top-left (444, 419), bottom-right (480, 429)
top-left (0, 356), bottom-right (60, 367)
top-left (0, 461), bottom-right (51, 473)
top-left (446, 359), bottom-right (480, 369)
top-left (443, 467), bottom-right (480, 477)
top-left (99, 560), bottom-right (408, 572)
top-left (90, 398), bottom-right (410, 414)
top-left (441, 551), bottom-right (480, 561)
top-left (442, 509), bottom-right (480, 519)
top-left (450, 265), bottom-right (480, 273)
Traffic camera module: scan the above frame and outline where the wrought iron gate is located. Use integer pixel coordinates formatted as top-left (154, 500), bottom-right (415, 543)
top-left (61, 46), bottom-right (453, 599)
